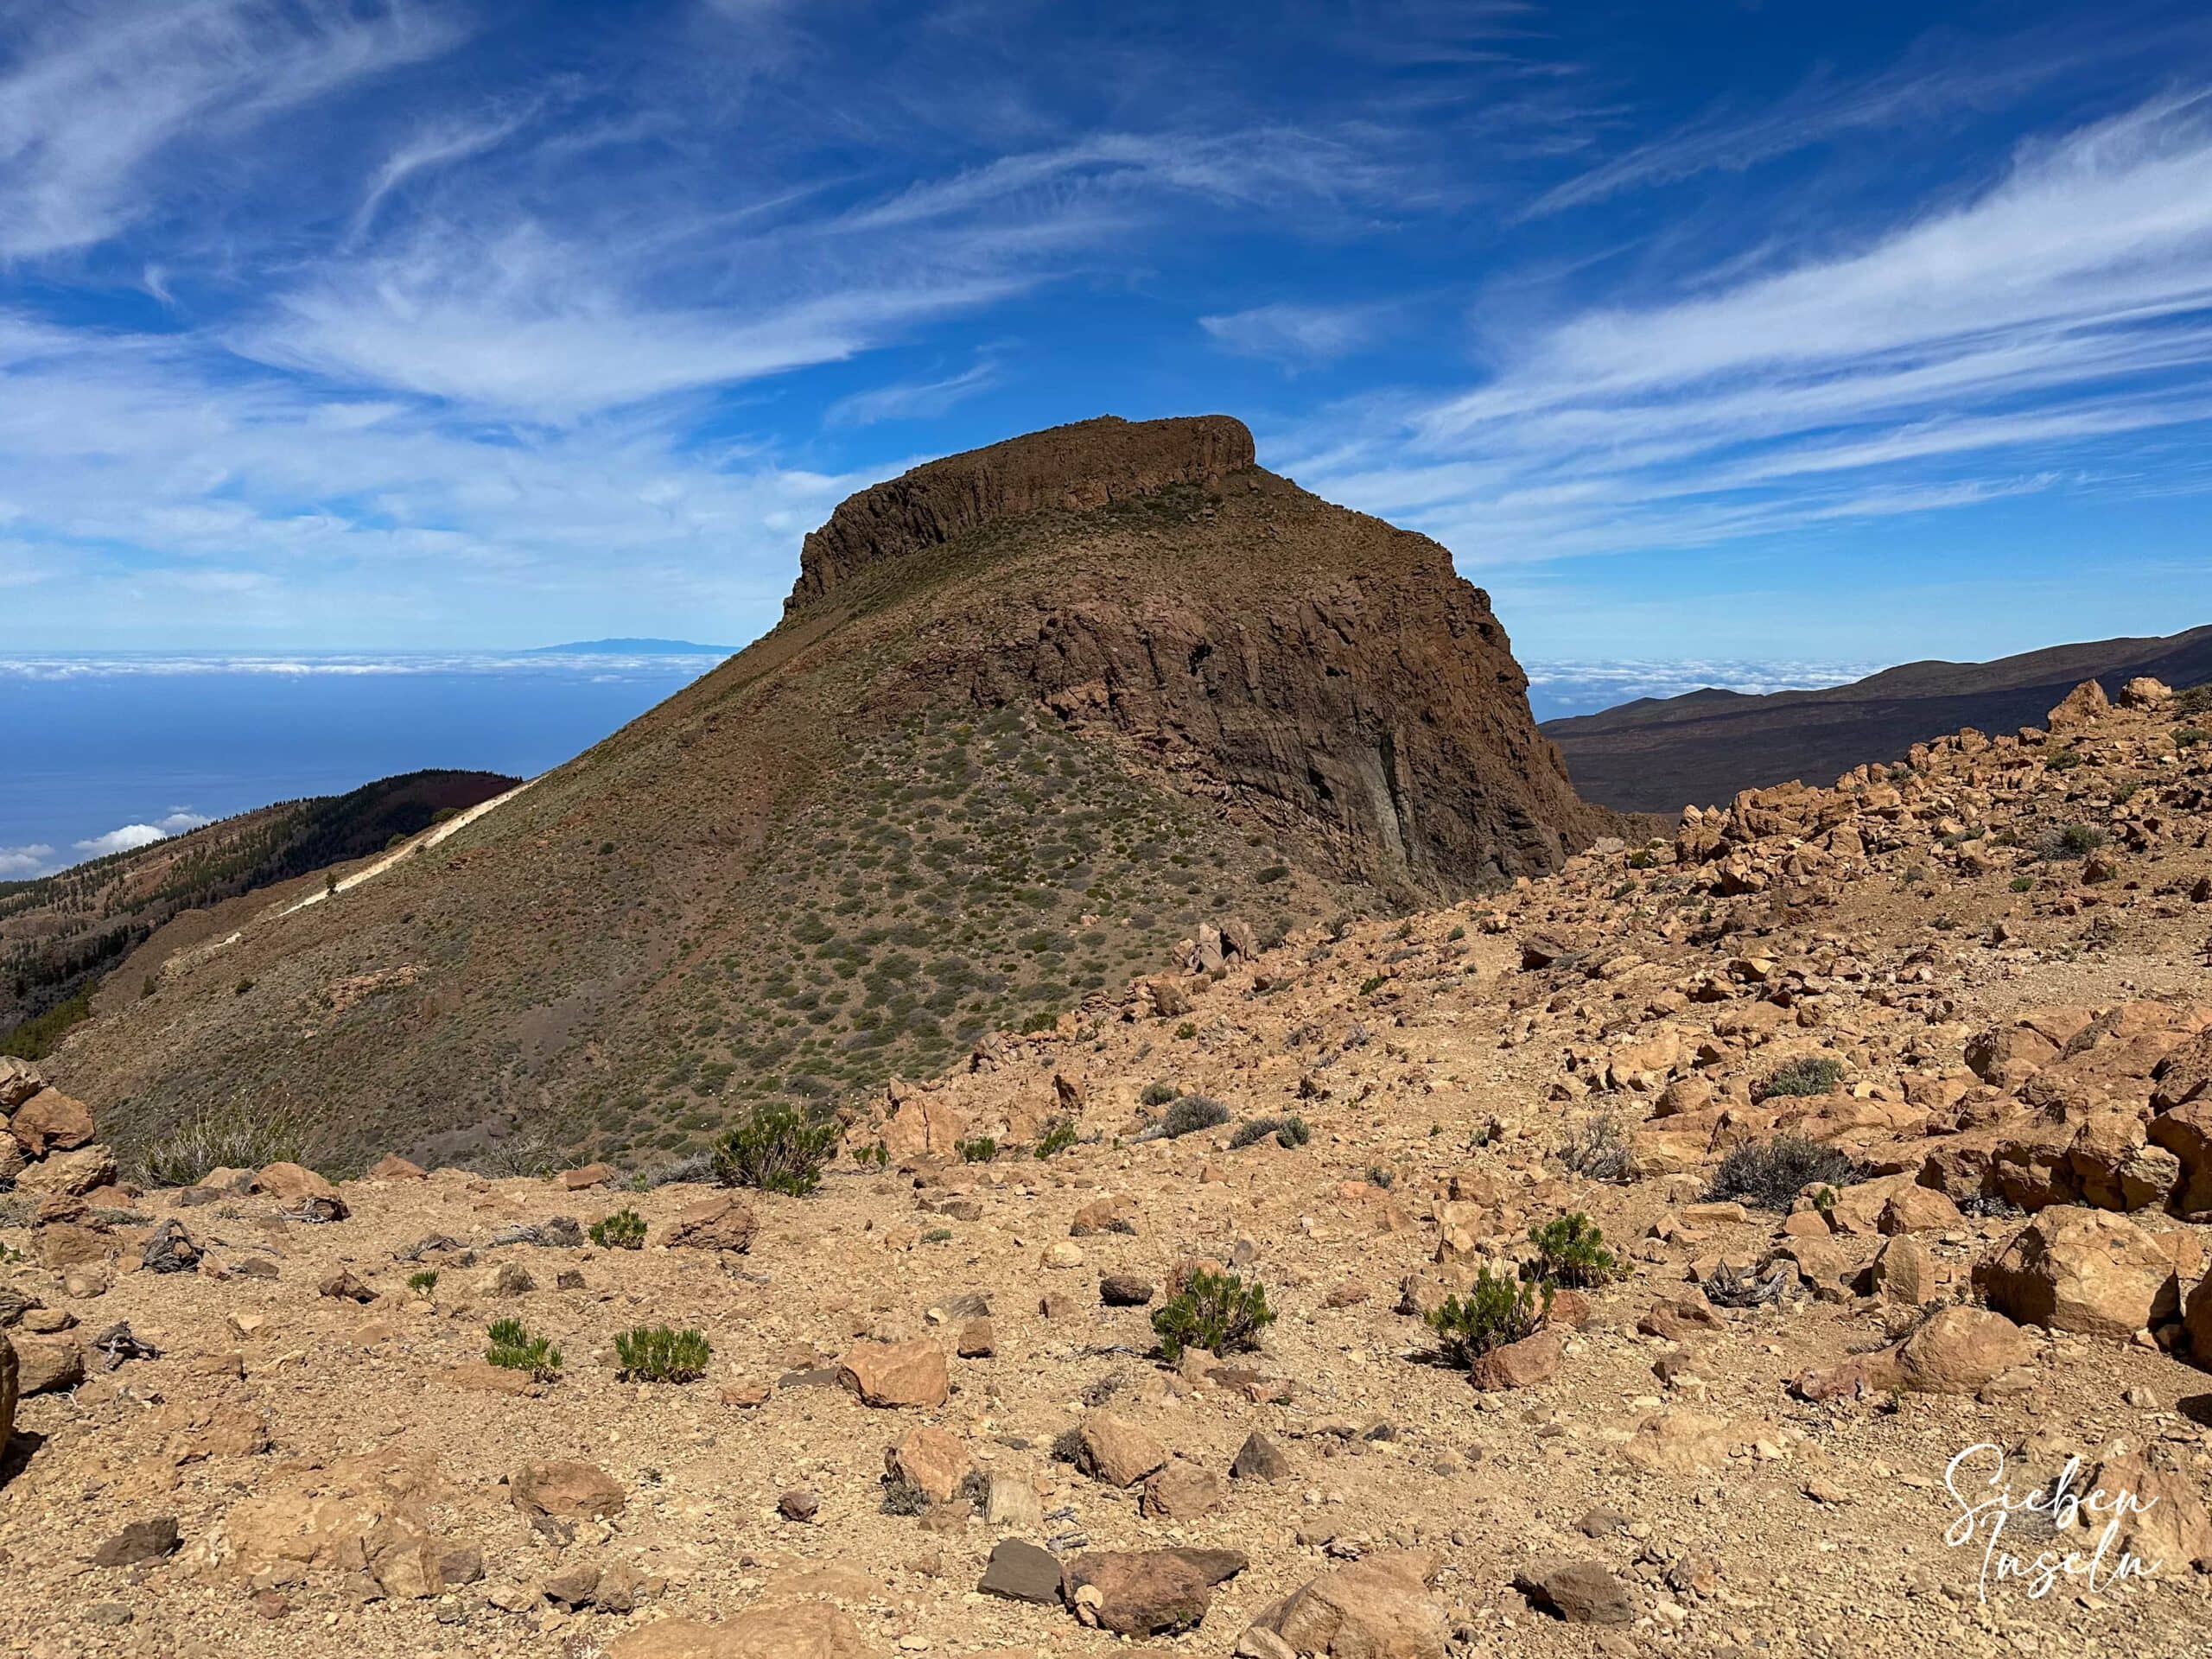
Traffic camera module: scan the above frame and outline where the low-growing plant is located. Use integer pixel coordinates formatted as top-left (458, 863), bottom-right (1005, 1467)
top-left (1557, 1113), bottom-right (1632, 1183)
top-left (921, 1227), bottom-right (954, 1243)
top-left (406, 1268), bottom-right (440, 1294)
top-left (2009, 874), bottom-right (2035, 893)
top-left (1230, 1113), bottom-right (1311, 1150)
top-left (1174, 1021), bottom-right (1198, 1039)
top-left (134, 1094), bottom-right (315, 1187)
top-left (955, 1135), bottom-right (998, 1164)
top-left (1523, 1212), bottom-right (1619, 1288)
top-left (1754, 1055), bottom-right (1846, 1101)
top-left (2176, 725), bottom-right (2209, 750)
top-left (589, 1207), bottom-right (647, 1249)
top-left (1365, 1163), bottom-right (1395, 1189)
top-left (2037, 822), bottom-right (2107, 861)
top-left (1152, 1269), bottom-right (1275, 1362)
top-left (1427, 1267), bottom-right (1550, 1364)
top-left (614, 1324), bottom-right (712, 1382)
top-left (1140, 1080), bottom-right (1180, 1108)
top-left (711, 1102), bottom-right (841, 1196)
top-left (1159, 1094), bottom-right (1230, 1138)
top-left (1033, 1116), bottom-right (1078, 1158)
top-left (486, 1317), bottom-right (563, 1381)
top-left (1707, 1134), bottom-right (1863, 1211)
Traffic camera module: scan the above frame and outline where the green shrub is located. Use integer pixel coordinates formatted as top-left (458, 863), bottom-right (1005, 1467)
top-left (2176, 726), bottom-right (2209, 749)
top-left (1159, 1094), bottom-right (1230, 1138)
top-left (1706, 1134), bottom-right (1863, 1211)
top-left (1523, 1213), bottom-right (1619, 1288)
top-left (1174, 1021), bottom-right (1198, 1039)
top-left (1034, 1116), bottom-right (1077, 1159)
top-left (1230, 1114), bottom-right (1311, 1150)
top-left (486, 1317), bottom-right (563, 1381)
top-left (406, 1268), bottom-right (439, 1294)
top-left (614, 1325), bottom-right (711, 1382)
top-left (1754, 1055), bottom-right (1846, 1101)
top-left (1427, 1267), bottom-right (1549, 1365)
top-left (589, 1207), bottom-right (647, 1249)
top-left (2046, 747), bottom-right (2083, 772)
top-left (955, 1135), bottom-right (998, 1164)
top-left (133, 1095), bottom-right (315, 1187)
top-left (1141, 1080), bottom-right (1179, 1107)
top-left (1152, 1269), bottom-right (1274, 1362)
top-left (2037, 822), bottom-right (2106, 861)
top-left (2009, 874), bottom-right (2034, 893)
top-left (712, 1102), bottom-right (841, 1196)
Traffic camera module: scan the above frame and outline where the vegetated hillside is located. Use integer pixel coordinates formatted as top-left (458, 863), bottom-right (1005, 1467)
top-left (0, 770), bottom-right (518, 1058)
top-left (1544, 623), bottom-right (2212, 812)
top-left (47, 414), bottom-right (1608, 1172)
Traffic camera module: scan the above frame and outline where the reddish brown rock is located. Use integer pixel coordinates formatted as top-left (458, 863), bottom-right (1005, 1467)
top-left (886, 1426), bottom-right (971, 1504)
top-left (1466, 1329), bottom-right (1561, 1391)
top-left (836, 1340), bottom-right (949, 1408)
top-left (512, 1460), bottom-right (627, 1524)
top-left (6, 1087), bottom-right (94, 1156)
top-left (1063, 1546), bottom-right (1247, 1635)
top-left (663, 1193), bottom-right (757, 1253)
top-left (256, 1162), bottom-right (349, 1221)
top-left (1072, 1410), bottom-right (1168, 1488)
top-left (1973, 1206), bottom-right (2179, 1338)
top-left (1244, 1550), bottom-right (1450, 1658)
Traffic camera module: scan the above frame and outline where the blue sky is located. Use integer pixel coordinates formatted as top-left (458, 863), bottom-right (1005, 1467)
top-left (3, 0), bottom-right (2210, 663)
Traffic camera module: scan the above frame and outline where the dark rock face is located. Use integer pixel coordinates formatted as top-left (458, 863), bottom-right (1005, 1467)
top-left (787, 415), bottom-right (1256, 616)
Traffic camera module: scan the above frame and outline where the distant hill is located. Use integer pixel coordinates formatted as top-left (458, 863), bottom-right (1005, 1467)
top-left (1543, 625), bottom-right (2212, 812)
top-left (49, 414), bottom-right (1611, 1171)
top-left (0, 769), bottom-right (517, 1057)
top-left (523, 638), bottom-right (734, 655)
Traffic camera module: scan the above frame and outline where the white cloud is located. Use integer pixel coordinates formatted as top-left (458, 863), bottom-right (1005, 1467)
top-left (69, 810), bottom-right (213, 859)
top-left (1200, 302), bottom-right (1377, 365)
top-left (825, 359), bottom-right (1002, 427)
top-left (0, 0), bottom-right (465, 258)
top-left (1296, 93), bottom-right (2212, 563)
top-left (0, 843), bottom-right (55, 879)
top-left (348, 106), bottom-right (538, 244)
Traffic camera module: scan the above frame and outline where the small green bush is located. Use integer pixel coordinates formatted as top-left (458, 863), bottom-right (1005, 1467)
top-left (1707, 1134), bottom-right (1863, 1211)
top-left (486, 1317), bottom-right (563, 1381)
top-left (1754, 1055), bottom-right (1846, 1101)
top-left (2010, 874), bottom-right (2034, 893)
top-left (955, 1135), bottom-right (998, 1164)
top-left (712, 1103), bottom-right (841, 1196)
top-left (1141, 1081), bottom-right (1179, 1107)
top-left (2037, 822), bottom-right (2107, 861)
top-left (1034, 1116), bottom-right (1077, 1158)
top-left (1230, 1114), bottom-right (1311, 1150)
top-left (615, 1324), bottom-right (711, 1382)
top-left (1427, 1267), bottom-right (1549, 1365)
top-left (1523, 1213), bottom-right (1619, 1288)
top-left (1160, 1094), bottom-right (1230, 1138)
top-left (406, 1268), bottom-right (439, 1294)
top-left (589, 1207), bottom-right (647, 1249)
top-left (1173, 1021), bottom-right (1198, 1039)
top-left (2176, 725), bottom-right (2209, 749)
top-left (1152, 1269), bottom-right (1275, 1362)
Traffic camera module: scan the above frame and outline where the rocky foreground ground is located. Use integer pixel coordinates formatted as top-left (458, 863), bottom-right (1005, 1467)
top-left (6, 677), bottom-right (2212, 1658)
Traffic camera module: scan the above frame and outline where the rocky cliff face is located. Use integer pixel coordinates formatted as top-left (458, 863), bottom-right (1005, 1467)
top-left (785, 415), bottom-right (1255, 616)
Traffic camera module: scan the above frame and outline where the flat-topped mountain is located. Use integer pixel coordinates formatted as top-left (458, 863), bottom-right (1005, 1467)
top-left (1545, 624), bottom-right (2212, 812)
top-left (46, 415), bottom-right (1605, 1171)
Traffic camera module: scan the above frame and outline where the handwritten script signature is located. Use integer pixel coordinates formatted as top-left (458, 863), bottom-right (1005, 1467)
top-left (1943, 1443), bottom-right (2162, 1602)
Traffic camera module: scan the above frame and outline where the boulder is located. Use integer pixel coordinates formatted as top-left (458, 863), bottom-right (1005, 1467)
top-left (366, 1154), bottom-right (428, 1181)
top-left (13, 1334), bottom-right (84, 1395)
top-left (836, 1340), bottom-right (949, 1408)
top-left (978, 1538), bottom-right (1063, 1605)
top-left (1973, 1206), bottom-right (2179, 1338)
top-left (0, 1331), bottom-right (16, 1452)
top-left (886, 1426), bottom-right (970, 1504)
top-left (2044, 678), bottom-right (2110, 731)
top-left (1514, 1559), bottom-right (1633, 1625)
top-left (2080, 1452), bottom-right (2212, 1572)
top-left (256, 1162), bottom-right (349, 1221)
top-left (1244, 1550), bottom-right (1450, 1657)
top-left (6, 1087), bottom-right (94, 1155)
top-left (2118, 676), bottom-right (2173, 709)
top-left (1141, 1459), bottom-right (1225, 1520)
top-left (663, 1193), bottom-right (758, 1253)
top-left (1465, 1329), bottom-right (1560, 1391)
top-left (16, 1144), bottom-right (118, 1198)
top-left (1231, 1430), bottom-right (1293, 1483)
top-left (880, 1092), bottom-right (969, 1160)
top-left (1071, 1410), bottom-right (1167, 1487)
top-left (0, 1056), bottom-right (44, 1111)
top-left (1063, 1546), bottom-right (1246, 1635)
top-left (1892, 1306), bottom-right (2036, 1394)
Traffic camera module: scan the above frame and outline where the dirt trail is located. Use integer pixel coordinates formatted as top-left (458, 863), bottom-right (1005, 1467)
top-left (278, 779), bottom-right (534, 916)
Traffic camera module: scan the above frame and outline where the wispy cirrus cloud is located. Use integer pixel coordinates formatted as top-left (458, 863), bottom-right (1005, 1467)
top-left (1298, 92), bottom-right (2212, 563)
top-left (0, 0), bottom-right (464, 259)
top-left (1200, 302), bottom-right (1381, 365)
